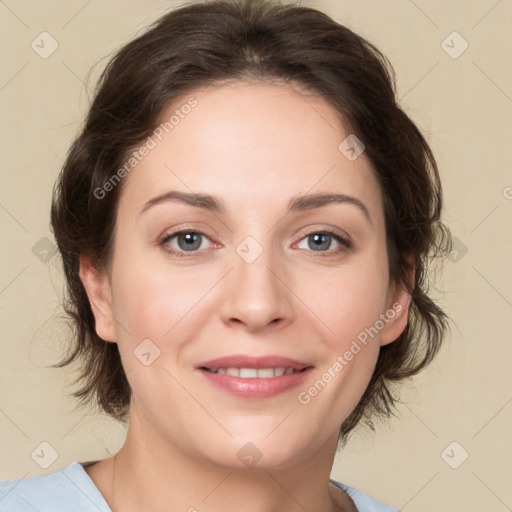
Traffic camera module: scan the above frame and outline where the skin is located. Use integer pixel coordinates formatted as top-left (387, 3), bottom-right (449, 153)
top-left (80, 80), bottom-right (412, 512)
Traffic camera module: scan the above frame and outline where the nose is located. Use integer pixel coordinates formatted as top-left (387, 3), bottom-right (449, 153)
top-left (219, 242), bottom-right (295, 333)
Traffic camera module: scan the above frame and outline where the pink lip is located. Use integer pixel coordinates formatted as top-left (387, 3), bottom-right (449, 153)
top-left (196, 354), bottom-right (314, 400)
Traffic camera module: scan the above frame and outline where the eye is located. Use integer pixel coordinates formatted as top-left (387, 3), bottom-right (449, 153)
top-left (160, 230), bottom-right (212, 257)
top-left (159, 228), bottom-right (351, 258)
top-left (295, 230), bottom-right (351, 256)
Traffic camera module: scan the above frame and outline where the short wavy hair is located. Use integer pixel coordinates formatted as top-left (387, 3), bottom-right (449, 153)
top-left (50, 0), bottom-right (452, 446)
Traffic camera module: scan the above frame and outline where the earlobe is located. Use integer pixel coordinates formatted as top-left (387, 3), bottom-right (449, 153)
top-left (380, 257), bottom-right (415, 347)
top-left (79, 254), bottom-right (117, 342)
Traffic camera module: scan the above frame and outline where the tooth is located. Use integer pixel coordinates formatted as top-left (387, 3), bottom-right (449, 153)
top-left (239, 368), bottom-right (258, 378)
top-left (219, 367), bottom-right (297, 378)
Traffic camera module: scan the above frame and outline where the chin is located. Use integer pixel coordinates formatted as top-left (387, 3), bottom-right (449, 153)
top-left (194, 431), bottom-right (318, 473)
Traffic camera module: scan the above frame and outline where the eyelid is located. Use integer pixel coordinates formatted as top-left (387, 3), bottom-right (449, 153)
top-left (292, 228), bottom-right (351, 258)
top-left (158, 225), bottom-right (216, 257)
top-left (295, 224), bottom-right (352, 246)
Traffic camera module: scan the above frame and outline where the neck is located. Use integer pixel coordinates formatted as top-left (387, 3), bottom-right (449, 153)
top-left (103, 402), bottom-right (353, 512)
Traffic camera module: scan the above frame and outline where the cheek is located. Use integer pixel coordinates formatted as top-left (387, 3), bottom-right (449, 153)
top-left (295, 255), bottom-right (389, 412)
top-left (109, 245), bottom-right (224, 362)
top-left (306, 260), bottom-right (389, 345)
top-left (111, 267), bottom-right (206, 337)
top-left (108, 263), bottom-right (209, 407)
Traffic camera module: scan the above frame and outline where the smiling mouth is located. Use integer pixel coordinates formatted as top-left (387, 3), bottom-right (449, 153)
top-left (200, 367), bottom-right (308, 378)
top-left (196, 354), bottom-right (313, 398)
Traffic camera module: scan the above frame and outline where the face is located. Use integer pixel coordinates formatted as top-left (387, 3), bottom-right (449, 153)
top-left (81, 80), bottom-right (410, 470)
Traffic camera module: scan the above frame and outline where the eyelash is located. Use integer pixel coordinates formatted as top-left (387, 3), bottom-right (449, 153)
top-left (158, 228), bottom-right (351, 259)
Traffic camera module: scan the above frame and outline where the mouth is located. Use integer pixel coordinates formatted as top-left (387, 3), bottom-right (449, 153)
top-left (196, 355), bottom-right (314, 399)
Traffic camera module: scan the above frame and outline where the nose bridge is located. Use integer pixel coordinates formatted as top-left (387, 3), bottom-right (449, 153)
top-left (220, 231), bottom-right (294, 331)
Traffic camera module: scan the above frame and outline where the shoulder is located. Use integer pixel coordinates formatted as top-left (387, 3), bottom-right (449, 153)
top-left (330, 479), bottom-right (402, 512)
top-left (0, 461), bottom-right (111, 512)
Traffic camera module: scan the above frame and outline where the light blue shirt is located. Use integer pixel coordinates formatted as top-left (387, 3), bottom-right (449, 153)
top-left (0, 461), bottom-right (402, 511)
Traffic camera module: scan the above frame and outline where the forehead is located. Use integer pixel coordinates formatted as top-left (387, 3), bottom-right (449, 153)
top-left (118, 81), bottom-right (384, 224)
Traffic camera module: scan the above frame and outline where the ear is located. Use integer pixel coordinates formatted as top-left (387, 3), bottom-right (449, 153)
top-left (79, 254), bottom-right (117, 342)
top-left (379, 256), bottom-right (415, 347)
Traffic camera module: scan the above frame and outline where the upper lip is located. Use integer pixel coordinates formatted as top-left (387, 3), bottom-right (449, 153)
top-left (197, 355), bottom-right (312, 371)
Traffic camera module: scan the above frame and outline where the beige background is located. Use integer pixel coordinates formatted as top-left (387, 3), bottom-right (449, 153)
top-left (1, 1), bottom-right (511, 510)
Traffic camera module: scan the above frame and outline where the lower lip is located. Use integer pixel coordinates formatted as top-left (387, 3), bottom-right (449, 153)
top-left (199, 368), bottom-right (313, 399)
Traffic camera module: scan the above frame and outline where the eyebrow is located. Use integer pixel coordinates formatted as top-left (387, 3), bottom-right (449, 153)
top-left (140, 190), bottom-right (372, 225)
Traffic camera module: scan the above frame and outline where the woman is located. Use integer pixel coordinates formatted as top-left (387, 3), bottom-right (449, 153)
top-left (0, 0), bottom-right (451, 510)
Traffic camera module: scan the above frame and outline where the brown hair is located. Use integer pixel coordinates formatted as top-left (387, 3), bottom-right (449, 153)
top-left (50, 0), bottom-right (452, 446)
